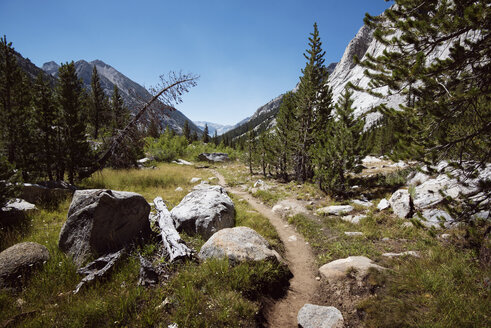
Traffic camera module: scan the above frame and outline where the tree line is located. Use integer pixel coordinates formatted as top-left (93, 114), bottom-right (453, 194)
top-left (0, 36), bottom-right (140, 187)
top-left (243, 23), bottom-right (367, 196)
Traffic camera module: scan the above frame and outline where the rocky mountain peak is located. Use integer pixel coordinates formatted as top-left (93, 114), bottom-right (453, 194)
top-left (41, 61), bottom-right (60, 76)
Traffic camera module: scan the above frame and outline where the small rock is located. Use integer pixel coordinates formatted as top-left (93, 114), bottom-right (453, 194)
top-left (315, 276), bottom-right (321, 281)
top-left (377, 199), bottom-right (390, 211)
top-left (382, 237), bottom-right (390, 241)
top-left (175, 159), bottom-right (193, 165)
top-left (15, 298), bottom-right (26, 307)
top-left (389, 189), bottom-right (412, 218)
top-left (419, 209), bottom-right (453, 228)
top-left (190, 177), bottom-right (201, 184)
top-left (208, 177), bottom-right (217, 181)
top-left (288, 235), bottom-right (297, 242)
top-left (0, 242), bottom-right (50, 289)
top-left (175, 187), bottom-right (183, 192)
top-left (319, 256), bottom-right (385, 281)
top-left (297, 304), bottom-right (344, 328)
top-left (439, 233), bottom-right (451, 240)
top-left (352, 199), bottom-right (373, 207)
top-left (198, 227), bottom-right (283, 264)
top-left (317, 205), bottom-right (354, 216)
top-left (401, 221), bottom-right (413, 228)
top-left (382, 251), bottom-right (420, 258)
top-left (344, 232), bottom-right (363, 237)
top-left (340, 214), bottom-right (366, 224)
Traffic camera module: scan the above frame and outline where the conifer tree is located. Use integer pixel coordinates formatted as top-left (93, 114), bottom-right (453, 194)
top-left (182, 120), bottom-right (191, 142)
top-left (57, 61), bottom-right (91, 184)
top-left (0, 155), bottom-right (21, 207)
top-left (273, 92), bottom-right (297, 181)
top-left (294, 23), bottom-right (331, 182)
top-left (147, 118), bottom-right (161, 138)
top-left (202, 124), bottom-right (210, 143)
top-left (314, 88), bottom-right (365, 194)
top-left (191, 130), bottom-right (198, 143)
top-left (0, 36), bottom-right (35, 173)
top-left (212, 130), bottom-right (218, 146)
top-left (246, 128), bottom-right (257, 175)
top-left (110, 85), bottom-right (128, 133)
top-left (358, 0), bottom-right (490, 167)
top-left (33, 73), bottom-right (57, 180)
top-left (88, 65), bottom-right (108, 139)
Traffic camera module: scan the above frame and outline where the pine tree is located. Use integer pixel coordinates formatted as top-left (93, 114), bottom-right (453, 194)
top-left (202, 124), bottom-right (210, 143)
top-left (57, 61), bottom-right (91, 184)
top-left (294, 23), bottom-right (330, 182)
top-left (183, 120), bottom-right (191, 142)
top-left (110, 85), bottom-right (129, 133)
top-left (246, 128), bottom-right (257, 175)
top-left (0, 155), bottom-right (21, 207)
top-left (33, 73), bottom-right (57, 180)
top-left (273, 92), bottom-right (297, 181)
top-left (314, 88), bottom-right (365, 194)
top-left (0, 36), bottom-right (35, 173)
top-left (212, 130), bottom-right (218, 146)
top-left (191, 130), bottom-right (198, 143)
top-left (147, 118), bottom-right (161, 138)
top-left (88, 65), bottom-right (108, 139)
top-left (358, 0), bottom-right (490, 167)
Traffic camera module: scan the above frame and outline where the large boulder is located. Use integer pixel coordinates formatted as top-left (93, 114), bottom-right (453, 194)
top-left (1, 198), bottom-right (37, 226)
top-left (58, 189), bottom-right (151, 266)
top-left (171, 185), bottom-right (235, 240)
top-left (419, 209), bottom-right (454, 228)
top-left (0, 242), bottom-right (49, 289)
top-left (297, 304), bottom-right (344, 328)
top-left (389, 189), bottom-right (412, 218)
top-left (198, 226), bottom-right (282, 264)
top-left (21, 181), bottom-right (76, 204)
top-left (197, 152), bottom-right (230, 162)
top-left (319, 256), bottom-right (385, 281)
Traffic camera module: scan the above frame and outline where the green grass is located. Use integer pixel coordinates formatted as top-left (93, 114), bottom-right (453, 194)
top-left (251, 189), bottom-right (285, 207)
top-left (0, 163), bottom-right (286, 328)
top-left (359, 245), bottom-right (491, 328)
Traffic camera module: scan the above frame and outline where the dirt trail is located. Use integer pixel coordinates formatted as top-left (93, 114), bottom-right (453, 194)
top-left (212, 170), bottom-right (319, 327)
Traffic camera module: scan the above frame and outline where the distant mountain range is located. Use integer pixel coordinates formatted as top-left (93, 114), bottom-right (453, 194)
top-left (41, 60), bottom-right (201, 135)
top-left (194, 117), bottom-right (250, 136)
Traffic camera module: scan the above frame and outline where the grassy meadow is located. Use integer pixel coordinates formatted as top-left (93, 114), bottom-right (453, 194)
top-left (0, 163), bottom-right (288, 328)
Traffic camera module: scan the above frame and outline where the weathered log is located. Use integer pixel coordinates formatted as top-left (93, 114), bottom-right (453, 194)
top-left (154, 197), bottom-right (193, 262)
top-left (73, 249), bottom-right (124, 294)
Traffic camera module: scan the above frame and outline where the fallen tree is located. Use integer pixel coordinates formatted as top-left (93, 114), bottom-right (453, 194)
top-left (80, 72), bottom-right (198, 179)
top-left (153, 196), bottom-right (193, 262)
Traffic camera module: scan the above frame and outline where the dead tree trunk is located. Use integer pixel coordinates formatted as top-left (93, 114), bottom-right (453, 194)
top-left (154, 196), bottom-right (193, 262)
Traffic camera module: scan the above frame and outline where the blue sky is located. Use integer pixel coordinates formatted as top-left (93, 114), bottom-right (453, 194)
top-left (0, 0), bottom-right (391, 125)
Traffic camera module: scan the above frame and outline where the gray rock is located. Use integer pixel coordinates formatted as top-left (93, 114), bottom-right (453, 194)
top-left (171, 185), bottom-right (235, 240)
top-left (198, 226), bottom-right (282, 264)
top-left (340, 214), bottom-right (366, 224)
top-left (319, 256), bottom-right (385, 281)
top-left (297, 304), bottom-right (344, 328)
top-left (344, 231), bottom-right (364, 237)
top-left (21, 181), bottom-right (76, 204)
top-left (175, 187), bottom-right (183, 192)
top-left (1, 198), bottom-right (37, 226)
top-left (382, 251), bottom-right (420, 258)
top-left (419, 209), bottom-right (453, 228)
top-left (317, 205), bottom-right (354, 216)
top-left (0, 242), bottom-right (49, 289)
top-left (58, 189), bottom-right (151, 266)
top-left (389, 189), bottom-right (412, 218)
top-left (197, 152), bottom-right (229, 162)
top-left (407, 171), bottom-right (430, 186)
top-left (352, 199), bottom-right (373, 207)
top-left (190, 177), bottom-right (201, 184)
top-left (377, 198), bottom-right (390, 211)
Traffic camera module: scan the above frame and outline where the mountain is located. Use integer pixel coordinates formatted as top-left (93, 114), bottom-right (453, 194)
top-left (42, 60), bottom-right (201, 135)
top-left (11, 50), bottom-right (56, 86)
top-left (221, 62), bottom-right (336, 141)
top-left (194, 121), bottom-right (232, 136)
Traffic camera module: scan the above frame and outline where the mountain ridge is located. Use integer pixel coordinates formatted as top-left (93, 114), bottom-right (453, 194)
top-left (41, 59), bottom-right (201, 135)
